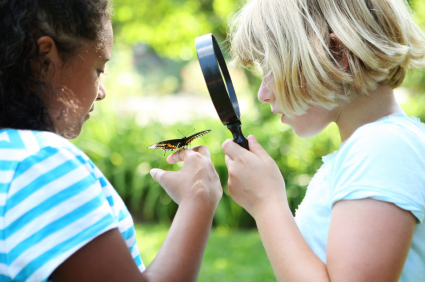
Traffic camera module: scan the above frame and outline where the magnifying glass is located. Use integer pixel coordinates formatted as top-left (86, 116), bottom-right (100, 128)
top-left (195, 33), bottom-right (249, 150)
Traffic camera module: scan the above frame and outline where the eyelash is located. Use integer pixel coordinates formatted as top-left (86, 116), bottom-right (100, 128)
top-left (97, 69), bottom-right (107, 76)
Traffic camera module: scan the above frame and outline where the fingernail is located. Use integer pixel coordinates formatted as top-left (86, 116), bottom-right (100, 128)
top-left (248, 135), bottom-right (257, 142)
top-left (150, 168), bottom-right (158, 178)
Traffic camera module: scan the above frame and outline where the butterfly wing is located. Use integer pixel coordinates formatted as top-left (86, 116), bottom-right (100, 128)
top-left (148, 139), bottom-right (182, 151)
top-left (183, 130), bottom-right (211, 147)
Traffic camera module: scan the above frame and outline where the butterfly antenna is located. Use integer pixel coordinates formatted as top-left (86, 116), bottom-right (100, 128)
top-left (178, 130), bottom-right (184, 137)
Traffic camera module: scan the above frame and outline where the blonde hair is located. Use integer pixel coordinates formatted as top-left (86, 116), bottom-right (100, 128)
top-left (229, 0), bottom-right (425, 117)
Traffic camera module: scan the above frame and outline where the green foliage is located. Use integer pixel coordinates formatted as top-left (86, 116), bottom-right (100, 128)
top-left (411, 0), bottom-right (425, 25)
top-left (111, 0), bottom-right (241, 59)
top-left (110, 0), bottom-right (425, 60)
top-left (71, 0), bottom-right (425, 228)
top-left (73, 92), bottom-right (341, 228)
top-left (73, 69), bottom-right (425, 229)
top-left (135, 224), bottom-right (276, 281)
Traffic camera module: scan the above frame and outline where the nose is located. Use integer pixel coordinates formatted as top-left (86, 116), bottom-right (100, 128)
top-left (258, 80), bottom-right (273, 104)
top-left (97, 80), bottom-right (107, 101)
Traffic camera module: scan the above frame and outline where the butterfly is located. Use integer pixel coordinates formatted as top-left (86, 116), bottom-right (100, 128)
top-left (147, 130), bottom-right (211, 155)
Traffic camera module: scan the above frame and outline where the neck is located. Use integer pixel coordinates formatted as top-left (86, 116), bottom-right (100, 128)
top-left (335, 84), bottom-right (404, 142)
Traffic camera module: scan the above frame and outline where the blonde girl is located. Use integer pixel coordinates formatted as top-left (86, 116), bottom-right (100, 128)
top-left (221, 0), bottom-right (425, 281)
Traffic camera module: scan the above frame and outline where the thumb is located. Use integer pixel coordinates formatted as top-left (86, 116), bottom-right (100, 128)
top-left (150, 168), bottom-right (166, 183)
top-left (150, 168), bottom-right (180, 204)
top-left (247, 135), bottom-right (269, 158)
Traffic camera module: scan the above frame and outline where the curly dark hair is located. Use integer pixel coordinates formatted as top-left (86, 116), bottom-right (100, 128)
top-left (0, 0), bottom-right (112, 131)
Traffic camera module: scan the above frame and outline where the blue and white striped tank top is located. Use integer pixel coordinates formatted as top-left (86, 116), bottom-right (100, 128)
top-left (0, 129), bottom-right (145, 282)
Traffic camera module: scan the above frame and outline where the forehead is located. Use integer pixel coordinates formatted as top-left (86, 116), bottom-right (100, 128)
top-left (95, 20), bottom-right (113, 56)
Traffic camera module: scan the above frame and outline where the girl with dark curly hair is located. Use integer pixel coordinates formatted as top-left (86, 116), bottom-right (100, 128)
top-left (0, 1), bottom-right (222, 281)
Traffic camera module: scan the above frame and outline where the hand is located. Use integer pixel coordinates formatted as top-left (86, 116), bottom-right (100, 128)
top-left (150, 146), bottom-right (222, 209)
top-left (222, 135), bottom-right (287, 218)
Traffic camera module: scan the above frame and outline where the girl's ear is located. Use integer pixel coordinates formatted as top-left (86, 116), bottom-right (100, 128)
top-left (329, 33), bottom-right (349, 71)
top-left (32, 36), bottom-right (62, 81)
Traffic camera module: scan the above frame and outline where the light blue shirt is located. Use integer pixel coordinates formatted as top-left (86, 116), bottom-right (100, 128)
top-left (0, 129), bottom-right (145, 282)
top-left (295, 113), bottom-right (425, 281)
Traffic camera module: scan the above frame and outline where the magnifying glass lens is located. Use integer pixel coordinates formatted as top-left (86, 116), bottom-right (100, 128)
top-left (195, 33), bottom-right (249, 150)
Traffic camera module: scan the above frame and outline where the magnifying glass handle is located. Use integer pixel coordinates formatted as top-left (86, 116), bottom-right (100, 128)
top-left (227, 121), bottom-right (249, 150)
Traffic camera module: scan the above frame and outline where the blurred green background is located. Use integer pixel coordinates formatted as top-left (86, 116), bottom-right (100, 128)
top-left (72, 0), bottom-right (425, 280)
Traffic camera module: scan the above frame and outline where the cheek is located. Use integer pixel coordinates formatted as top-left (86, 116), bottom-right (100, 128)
top-left (73, 74), bottom-right (99, 106)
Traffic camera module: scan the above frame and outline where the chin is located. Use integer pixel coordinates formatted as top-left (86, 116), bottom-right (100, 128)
top-left (59, 128), bottom-right (82, 139)
top-left (56, 121), bottom-right (84, 139)
top-left (291, 126), bottom-right (323, 138)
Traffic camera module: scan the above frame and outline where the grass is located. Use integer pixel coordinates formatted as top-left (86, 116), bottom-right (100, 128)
top-left (135, 224), bottom-right (276, 281)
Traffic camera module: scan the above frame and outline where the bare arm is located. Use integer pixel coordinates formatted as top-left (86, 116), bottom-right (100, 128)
top-left (52, 146), bottom-right (222, 282)
top-left (143, 198), bottom-right (216, 281)
top-left (327, 199), bottom-right (414, 281)
top-left (223, 136), bottom-right (415, 282)
top-left (254, 198), bottom-right (415, 282)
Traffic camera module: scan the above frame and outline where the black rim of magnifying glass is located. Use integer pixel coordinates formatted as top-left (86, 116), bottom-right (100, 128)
top-left (195, 34), bottom-right (241, 125)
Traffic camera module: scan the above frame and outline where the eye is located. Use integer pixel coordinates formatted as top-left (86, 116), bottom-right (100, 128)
top-left (97, 69), bottom-right (106, 76)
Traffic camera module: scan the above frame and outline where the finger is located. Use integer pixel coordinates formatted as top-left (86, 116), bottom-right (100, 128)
top-left (222, 138), bottom-right (249, 160)
top-left (166, 151), bottom-right (180, 164)
top-left (221, 139), bottom-right (235, 160)
top-left (191, 145), bottom-right (211, 158)
top-left (246, 135), bottom-right (269, 159)
top-left (167, 148), bottom-right (194, 164)
top-left (150, 168), bottom-right (165, 182)
top-left (224, 154), bottom-right (233, 168)
top-left (150, 168), bottom-right (176, 189)
top-left (150, 168), bottom-right (179, 202)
